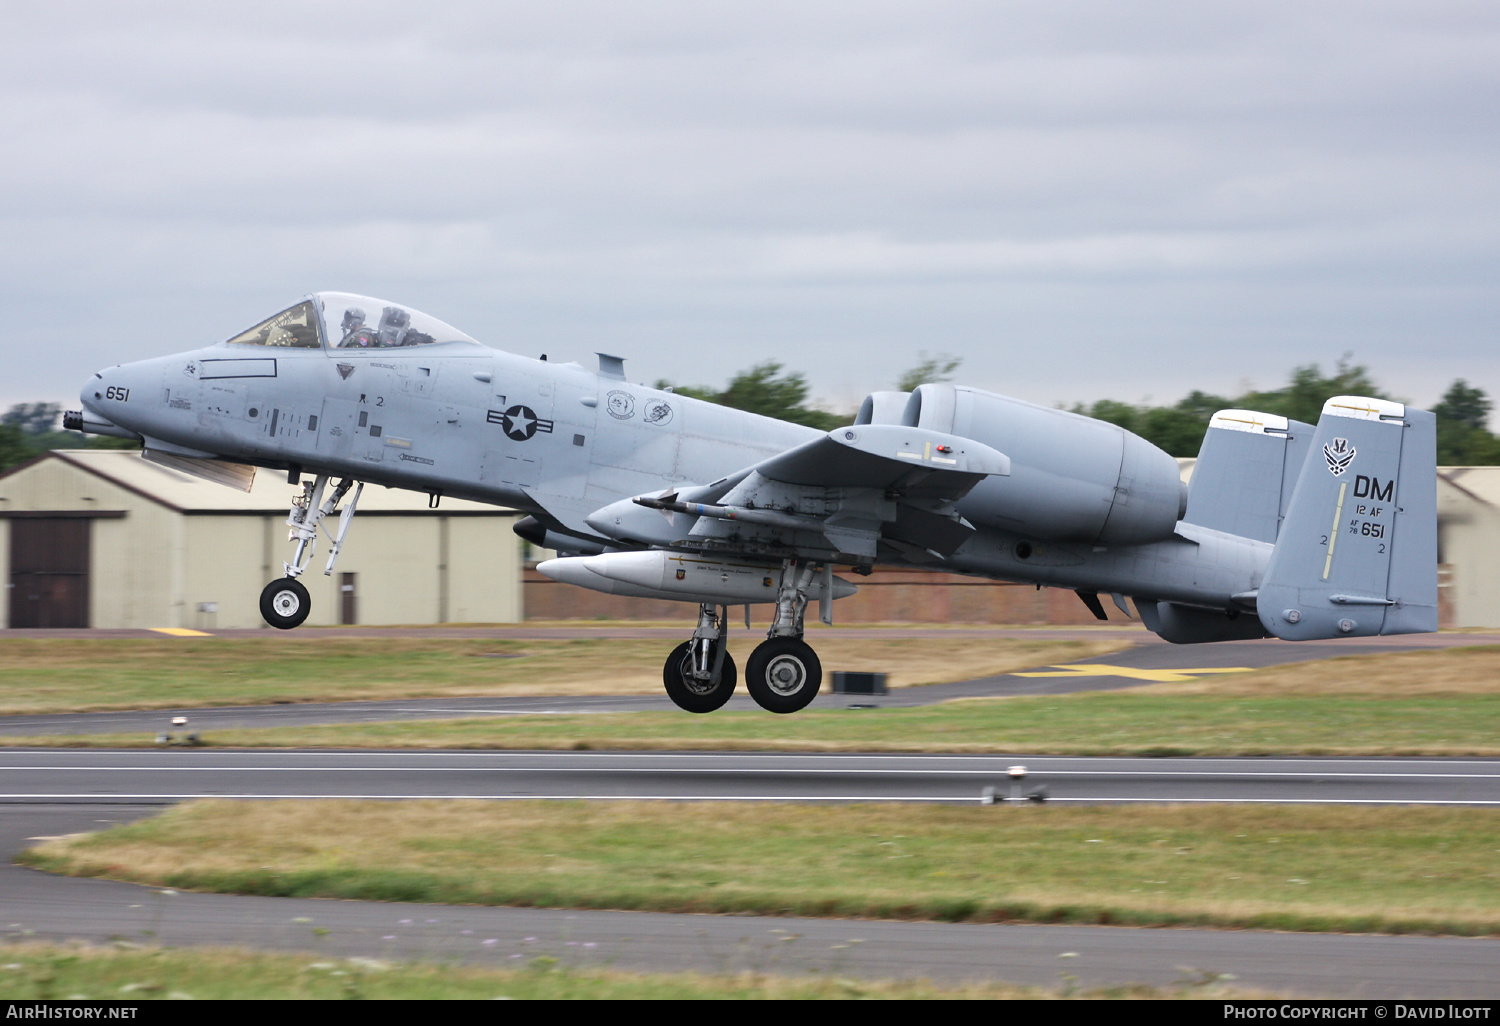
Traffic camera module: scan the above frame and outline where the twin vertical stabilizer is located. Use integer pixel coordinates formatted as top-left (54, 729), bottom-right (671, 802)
top-left (1256, 396), bottom-right (1438, 640)
top-left (1184, 409), bottom-right (1313, 543)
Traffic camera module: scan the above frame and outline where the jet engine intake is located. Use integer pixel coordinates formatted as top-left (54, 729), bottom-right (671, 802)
top-left (854, 391), bottom-right (911, 426)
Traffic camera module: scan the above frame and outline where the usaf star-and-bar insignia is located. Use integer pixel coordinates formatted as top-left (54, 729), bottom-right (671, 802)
top-left (488, 405), bottom-right (554, 442)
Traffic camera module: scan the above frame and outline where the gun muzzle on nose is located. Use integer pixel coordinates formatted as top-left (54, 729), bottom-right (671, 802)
top-left (67, 406), bottom-right (142, 442)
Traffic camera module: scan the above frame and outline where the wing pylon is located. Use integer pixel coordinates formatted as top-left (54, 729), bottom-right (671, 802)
top-left (584, 423), bottom-right (1009, 563)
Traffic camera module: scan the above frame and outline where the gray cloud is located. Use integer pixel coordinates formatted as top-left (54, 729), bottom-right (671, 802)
top-left (1, 0), bottom-right (1497, 417)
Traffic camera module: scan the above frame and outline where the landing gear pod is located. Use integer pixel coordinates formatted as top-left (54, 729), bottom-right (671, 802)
top-left (535, 551), bottom-right (856, 606)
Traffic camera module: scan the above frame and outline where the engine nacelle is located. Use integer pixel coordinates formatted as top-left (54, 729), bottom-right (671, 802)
top-left (881, 383), bottom-right (1185, 546)
top-left (854, 391), bottom-right (911, 426)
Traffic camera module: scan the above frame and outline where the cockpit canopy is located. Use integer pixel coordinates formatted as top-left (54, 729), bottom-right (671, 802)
top-left (224, 292), bottom-right (480, 350)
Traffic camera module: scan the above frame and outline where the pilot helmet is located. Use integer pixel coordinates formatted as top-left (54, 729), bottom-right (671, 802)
top-left (341, 308), bottom-right (366, 332)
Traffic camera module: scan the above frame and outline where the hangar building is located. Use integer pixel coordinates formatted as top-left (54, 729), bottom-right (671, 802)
top-left (0, 450), bottom-right (523, 629)
top-left (1434, 467), bottom-right (1500, 629)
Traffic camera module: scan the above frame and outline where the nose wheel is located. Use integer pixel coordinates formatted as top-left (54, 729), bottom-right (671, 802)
top-left (745, 637), bottom-right (821, 714)
top-left (259, 577), bottom-right (310, 630)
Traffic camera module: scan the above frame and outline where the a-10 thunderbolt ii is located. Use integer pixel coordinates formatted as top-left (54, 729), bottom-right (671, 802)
top-left (69, 292), bottom-right (1438, 713)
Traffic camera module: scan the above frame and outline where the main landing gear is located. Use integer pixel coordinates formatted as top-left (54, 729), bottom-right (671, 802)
top-left (660, 560), bottom-right (824, 715)
top-left (663, 604), bottom-right (738, 713)
top-left (259, 473), bottom-right (364, 630)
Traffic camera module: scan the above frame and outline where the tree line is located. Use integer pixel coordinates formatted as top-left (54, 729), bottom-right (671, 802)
top-left (1068, 358), bottom-right (1500, 464)
top-left (0, 403), bottom-right (138, 471)
top-left (666, 353), bottom-right (1500, 465)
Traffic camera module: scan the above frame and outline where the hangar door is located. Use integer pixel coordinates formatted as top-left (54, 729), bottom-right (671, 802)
top-left (8, 518), bottom-right (90, 628)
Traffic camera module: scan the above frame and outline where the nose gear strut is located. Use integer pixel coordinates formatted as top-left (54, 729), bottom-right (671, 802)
top-left (258, 473), bottom-right (365, 629)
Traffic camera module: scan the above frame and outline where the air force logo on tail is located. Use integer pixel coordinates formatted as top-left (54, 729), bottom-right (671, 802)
top-left (1324, 437), bottom-right (1356, 476)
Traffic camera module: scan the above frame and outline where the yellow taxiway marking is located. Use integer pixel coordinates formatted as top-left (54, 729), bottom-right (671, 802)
top-left (149, 628), bottom-right (213, 637)
top-left (1012, 663), bottom-right (1254, 684)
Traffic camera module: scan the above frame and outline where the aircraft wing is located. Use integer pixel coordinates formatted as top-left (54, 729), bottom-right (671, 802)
top-left (747, 424), bottom-right (1008, 493)
top-left (586, 424), bottom-right (1010, 562)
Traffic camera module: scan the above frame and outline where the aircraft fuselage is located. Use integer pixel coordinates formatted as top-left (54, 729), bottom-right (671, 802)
top-left (81, 329), bottom-right (1266, 615)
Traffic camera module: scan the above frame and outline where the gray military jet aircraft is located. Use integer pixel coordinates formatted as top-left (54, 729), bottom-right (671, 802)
top-left (70, 292), bottom-right (1437, 713)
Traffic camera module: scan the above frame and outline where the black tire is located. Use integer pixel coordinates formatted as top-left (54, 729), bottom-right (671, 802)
top-left (663, 640), bottom-right (737, 713)
top-left (745, 637), bottom-right (821, 714)
top-left (259, 577), bottom-right (311, 630)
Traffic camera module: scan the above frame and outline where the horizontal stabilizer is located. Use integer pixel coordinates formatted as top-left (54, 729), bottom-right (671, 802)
top-left (1257, 397), bottom-right (1437, 640)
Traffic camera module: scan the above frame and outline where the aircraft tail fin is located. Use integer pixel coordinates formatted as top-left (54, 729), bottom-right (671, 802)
top-left (1256, 396), bottom-right (1437, 640)
top-left (1183, 410), bottom-right (1314, 543)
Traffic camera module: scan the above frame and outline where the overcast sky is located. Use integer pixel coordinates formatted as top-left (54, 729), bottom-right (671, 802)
top-left (3, 1), bottom-right (1497, 418)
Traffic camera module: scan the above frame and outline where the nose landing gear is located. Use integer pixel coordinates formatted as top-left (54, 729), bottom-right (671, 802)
top-left (258, 473), bottom-right (364, 630)
top-left (260, 577), bottom-right (311, 630)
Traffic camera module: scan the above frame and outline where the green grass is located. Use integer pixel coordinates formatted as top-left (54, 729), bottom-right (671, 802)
top-left (24, 801), bottom-right (1500, 937)
top-left (0, 635), bottom-right (1127, 715)
top-left (0, 943), bottom-right (1236, 999)
top-left (6, 643), bottom-right (1498, 755)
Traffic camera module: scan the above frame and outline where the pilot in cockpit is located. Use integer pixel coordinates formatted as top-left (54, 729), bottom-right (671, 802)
top-left (339, 308), bottom-right (378, 348)
top-left (376, 306), bottom-right (435, 347)
top-left (337, 304), bottom-right (435, 348)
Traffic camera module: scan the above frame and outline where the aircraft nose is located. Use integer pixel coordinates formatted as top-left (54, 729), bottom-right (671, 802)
top-left (68, 366), bottom-right (137, 439)
top-left (77, 361), bottom-right (155, 437)
top-left (79, 368), bottom-right (113, 415)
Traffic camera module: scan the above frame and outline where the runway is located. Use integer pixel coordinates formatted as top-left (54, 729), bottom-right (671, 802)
top-left (2, 750), bottom-right (1499, 805)
top-left (2, 628), bottom-right (1497, 996)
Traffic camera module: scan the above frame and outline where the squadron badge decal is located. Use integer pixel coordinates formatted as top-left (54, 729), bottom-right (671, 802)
top-left (1324, 437), bottom-right (1356, 476)
top-left (643, 398), bottom-right (674, 426)
top-left (606, 390), bottom-right (636, 420)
